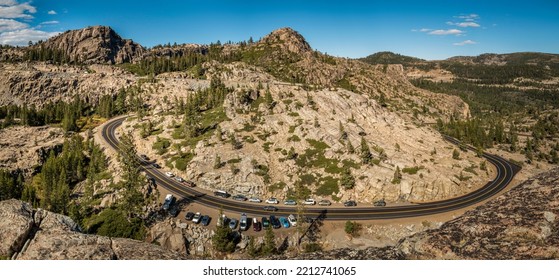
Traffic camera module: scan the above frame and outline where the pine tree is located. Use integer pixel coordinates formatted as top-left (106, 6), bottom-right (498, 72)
top-left (339, 121), bottom-right (347, 140)
top-left (392, 166), bottom-right (402, 184)
top-left (341, 167), bottom-right (355, 189)
top-left (452, 149), bottom-right (460, 160)
top-left (347, 140), bottom-right (355, 154)
top-left (360, 137), bottom-right (373, 165)
top-left (262, 225), bottom-right (276, 256)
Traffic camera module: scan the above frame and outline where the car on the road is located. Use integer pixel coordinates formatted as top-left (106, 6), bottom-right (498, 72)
top-left (201, 215), bottom-right (211, 226)
top-left (263, 206), bottom-right (278, 212)
top-left (373, 199), bottom-right (386, 207)
top-left (228, 218), bottom-right (238, 230)
top-left (192, 212), bottom-right (202, 224)
top-left (162, 194), bottom-right (175, 211)
top-left (279, 217), bottom-right (290, 228)
top-left (184, 212), bottom-right (195, 221)
top-left (262, 217), bottom-right (270, 228)
top-left (288, 214), bottom-right (297, 227)
top-left (344, 200), bottom-right (357, 207)
top-left (252, 218), bottom-right (261, 232)
top-left (152, 163), bottom-right (161, 169)
top-left (217, 214), bottom-right (228, 227)
top-left (269, 215), bottom-right (281, 229)
top-left (265, 197), bottom-right (279, 204)
top-left (165, 172), bottom-right (175, 177)
top-left (232, 194), bottom-right (247, 201)
top-left (214, 190), bottom-right (231, 198)
top-left (284, 199), bottom-right (297, 205)
top-left (184, 180), bottom-right (196, 188)
top-left (318, 200), bottom-right (331, 206)
top-left (248, 197), bottom-right (262, 203)
top-left (140, 154), bottom-right (150, 161)
top-left (174, 176), bottom-right (184, 183)
top-left (239, 213), bottom-right (248, 231)
top-left (303, 199), bottom-right (316, 205)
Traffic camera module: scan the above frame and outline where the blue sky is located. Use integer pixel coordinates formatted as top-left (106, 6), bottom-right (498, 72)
top-left (1, 0), bottom-right (558, 60)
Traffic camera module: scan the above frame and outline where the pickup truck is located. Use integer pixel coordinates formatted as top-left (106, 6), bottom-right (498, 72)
top-left (162, 194), bottom-right (174, 211)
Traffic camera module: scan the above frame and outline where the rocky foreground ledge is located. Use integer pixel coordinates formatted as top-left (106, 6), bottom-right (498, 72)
top-left (273, 168), bottom-right (559, 260)
top-left (0, 199), bottom-right (184, 260)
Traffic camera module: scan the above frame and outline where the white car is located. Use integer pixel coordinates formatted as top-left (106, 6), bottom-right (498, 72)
top-left (265, 197), bottom-right (279, 204)
top-left (165, 172), bottom-right (175, 177)
top-left (303, 199), bottom-right (316, 205)
top-left (248, 197), bottom-right (262, 203)
top-left (174, 176), bottom-right (184, 182)
top-left (192, 212), bottom-right (202, 224)
top-left (288, 214), bottom-right (297, 227)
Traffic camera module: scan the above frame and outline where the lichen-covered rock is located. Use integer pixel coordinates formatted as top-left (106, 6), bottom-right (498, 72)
top-left (0, 199), bottom-right (185, 260)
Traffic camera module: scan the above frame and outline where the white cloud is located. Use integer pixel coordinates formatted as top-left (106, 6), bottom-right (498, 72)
top-left (428, 29), bottom-right (464, 36)
top-left (0, 1), bottom-right (36, 19)
top-left (0, 0), bottom-right (18, 6)
top-left (420, 28), bottom-right (431, 32)
top-left (456, 14), bottom-right (479, 20)
top-left (47, 10), bottom-right (56, 15)
top-left (0, 28), bottom-right (59, 45)
top-left (447, 21), bottom-right (480, 28)
top-left (40, 20), bottom-right (59, 25)
top-left (0, 18), bottom-right (27, 32)
top-left (453, 40), bottom-right (477, 46)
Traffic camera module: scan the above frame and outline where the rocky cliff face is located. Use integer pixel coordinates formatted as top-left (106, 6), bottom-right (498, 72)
top-left (275, 168), bottom-right (559, 260)
top-left (37, 26), bottom-right (144, 64)
top-left (0, 199), bottom-right (184, 260)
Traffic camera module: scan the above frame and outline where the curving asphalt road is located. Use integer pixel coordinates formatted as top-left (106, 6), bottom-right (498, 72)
top-left (102, 116), bottom-right (521, 220)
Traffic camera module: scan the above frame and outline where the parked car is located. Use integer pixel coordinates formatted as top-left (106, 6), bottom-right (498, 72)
top-left (214, 190), bottom-right (231, 198)
top-left (303, 198), bottom-right (316, 205)
top-left (152, 163), bottom-right (161, 169)
top-left (269, 215), bottom-right (281, 229)
top-left (201, 215), bottom-right (211, 226)
top-left (228, 218), bottom-right (238, 230)
top-left (263, 206), bottom-right (278, 211)
top-left (318, 200), bottom-right (331, 206)
top-left (174, 176), bottom-right (184, 183)
top-left (184, 212), bottom-right (195, 221)
top-left (248, 197), bottom-right (262, 203)
top-left (279, 217), bottom-right (290, 228)
top-left (374, 199), bottom-right (386, 207)
top-left (265, 197), bottom-right (279, 204)
top-left (239, 213), bottom-right (248, 231)
top-left (162, 194), bottom-right (174, 211)
top-left (262, 217), bottom-right (270, 228)
top-left (232, 194), bottom-right (247, 201)
top-left (284, 199), bottom-right (297, 205)
top-left (192, 212), bottom-right (202, 224)
top-left (288, 214), bottom-right (297, 226)
top-left (252, 218), bottom-right (262, 232)
top-left (165, 172), bottom-right (175, 177)
top-left (344, 200), bottom-right (357, 207)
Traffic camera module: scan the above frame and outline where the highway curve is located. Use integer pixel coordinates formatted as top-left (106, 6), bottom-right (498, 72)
top-left (102, 116), bottom-right (521, 220)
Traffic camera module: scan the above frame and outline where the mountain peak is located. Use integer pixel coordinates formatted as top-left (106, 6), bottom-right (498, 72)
top-left (37, 25), bottom-right (145, 64)
top-left (259, 27), bottom-right (312, 54)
